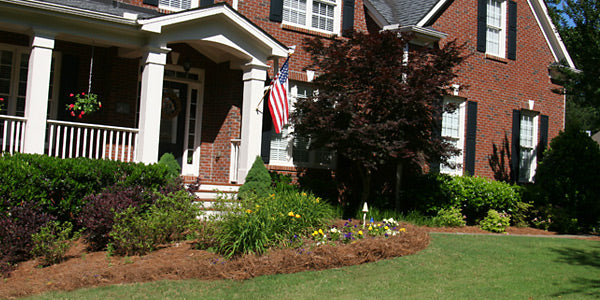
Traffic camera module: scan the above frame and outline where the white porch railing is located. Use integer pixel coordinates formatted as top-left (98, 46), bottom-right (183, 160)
top-left (0, 115), bottom-right (27, 155)
top-left (46, 120), bottom-right (139, 162)
top-left (229, 138), bottom-right (241, 183)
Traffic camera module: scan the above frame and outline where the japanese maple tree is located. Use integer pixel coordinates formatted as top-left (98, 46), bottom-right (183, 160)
top-left (293, 31), bottom-right (464, 206)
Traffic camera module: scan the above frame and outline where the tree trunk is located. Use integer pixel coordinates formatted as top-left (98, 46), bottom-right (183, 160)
top-left (395, 162), bottom-right (403, 211)
top-left (357, 164), bottom-right (372, 207)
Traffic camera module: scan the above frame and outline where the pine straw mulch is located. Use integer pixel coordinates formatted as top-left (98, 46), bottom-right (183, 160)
top-left (0, 222), bottom-right (429, 299)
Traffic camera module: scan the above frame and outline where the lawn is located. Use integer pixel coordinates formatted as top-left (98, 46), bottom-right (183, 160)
top-left (26, 233), bottom-right (600, 299)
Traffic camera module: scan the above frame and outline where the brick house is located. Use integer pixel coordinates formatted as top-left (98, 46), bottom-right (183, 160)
top-left (0, 0), bottom-right (572, 189)
top-left (365, 0), bottom-right (575, 182)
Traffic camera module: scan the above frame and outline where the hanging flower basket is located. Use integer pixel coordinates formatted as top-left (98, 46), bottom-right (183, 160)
top-left (66, 92), bottom-right (101, 119)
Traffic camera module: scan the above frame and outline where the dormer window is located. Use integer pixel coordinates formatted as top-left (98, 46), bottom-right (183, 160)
top-left (282, 0), bottom-right (340, 34)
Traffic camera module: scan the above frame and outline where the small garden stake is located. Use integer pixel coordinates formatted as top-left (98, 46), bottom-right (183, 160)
top-left (362, 202), bottom-right (369, 228)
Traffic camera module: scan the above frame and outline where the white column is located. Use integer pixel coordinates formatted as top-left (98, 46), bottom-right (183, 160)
top-left (238, 63), bottom-right (268, 183)
top-left (136, 47), bottom-right (168, 164)
top-left (23, 33), bottom-right (54, 154)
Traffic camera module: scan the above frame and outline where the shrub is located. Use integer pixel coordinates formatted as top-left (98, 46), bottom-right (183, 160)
top-left (158, 153), bottom-right (181, 179)
top-left (237, 156), bottom-right (272, 199)
top-left (0, 153), bottom-right (171, 223)
top-left (479, 209), bottom-right (511, 233)
top-left (435, 207), bottom-right (466, 227)
top-left (77, 185), bottom-right (157, 251)
top-left (407, 173), bottom-right (522, 224)
top-left (109, 190), bottom-right (200, 256)
top-left (535, 126), bottom-right (600, 232)
top-left (214, 190), bottom-right (334, 258)
top-left (30, 221), bottom-right (78, 266)
top-left (0, 202), bottom-right (55, 276)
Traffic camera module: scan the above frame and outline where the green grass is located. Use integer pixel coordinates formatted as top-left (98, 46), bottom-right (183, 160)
top-left (26, 234), bottom-right (600, 299)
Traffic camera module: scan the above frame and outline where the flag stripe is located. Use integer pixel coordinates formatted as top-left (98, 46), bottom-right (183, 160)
top-left (269, 57), bottom-right (290, 134)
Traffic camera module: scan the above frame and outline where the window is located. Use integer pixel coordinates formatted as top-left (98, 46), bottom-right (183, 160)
top-left (159, 0), bottom-right (195, 11)
top-left (0, 45), bottom-right (60, 118)
top-left (440, 98), bottom-right (466, 175)
top-left (518, 112), bottom-right (538, 182)
top-left (269, 82), bottom-right (334, 168)
top-left (486, 0), bottom-right (506, 57)
top-left (283, 0), bottom-right (340, 34)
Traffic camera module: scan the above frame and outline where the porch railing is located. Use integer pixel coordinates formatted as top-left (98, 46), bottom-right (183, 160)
top-left (0, 114), bottom-right (27, 155)
top-left (229, 138), bottom-right (241, 183)
top-left (46, 120), bottom-right (139, 162)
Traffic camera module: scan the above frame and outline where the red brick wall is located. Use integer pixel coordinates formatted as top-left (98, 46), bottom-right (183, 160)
top-left (431, 0), bottom-right (565, 179)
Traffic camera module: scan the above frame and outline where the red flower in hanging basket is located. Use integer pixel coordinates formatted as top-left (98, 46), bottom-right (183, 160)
top-left (65, 92), bottom-right (101, 118)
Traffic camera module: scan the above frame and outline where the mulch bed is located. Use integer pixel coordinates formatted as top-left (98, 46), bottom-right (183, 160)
top-left (1, 222), bottom-right (597, 299)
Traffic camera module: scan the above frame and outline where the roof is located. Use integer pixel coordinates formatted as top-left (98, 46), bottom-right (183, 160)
top-left (365, 0), bottom-right (440, 26)
top-left (364, 0), bottom-right (575, 68)
top-left (39, 0), bottom-right (161, 19)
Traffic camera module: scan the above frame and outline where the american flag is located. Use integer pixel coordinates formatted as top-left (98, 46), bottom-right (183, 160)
top-left (268, 57), bottom-right (290, 134)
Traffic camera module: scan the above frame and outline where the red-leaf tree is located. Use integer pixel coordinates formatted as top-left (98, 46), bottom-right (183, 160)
top-left (292, 31), bottom-right (465, 208)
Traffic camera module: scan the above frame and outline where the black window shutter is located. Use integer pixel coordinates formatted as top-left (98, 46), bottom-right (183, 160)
top-left (477, 0), bottom-right (487, 53)
top-left (143, 0), bottom-right (159, 6)
top-left (261, 95), bottom-right (273, 164)
top-left (270, 0), bottom-right (284, 23)
top-left (511, 110), bottom-right (521, 182)
top-left (342, 0), bottom-right (355, 37)
top-left (465, 101), bottom-right (478, 175)
top-left (538, 115), bottom-right (549, 161)
top-left (507, 0), bottom-right (518, 60)
top-left (200, 0), bottom-right (214, 7)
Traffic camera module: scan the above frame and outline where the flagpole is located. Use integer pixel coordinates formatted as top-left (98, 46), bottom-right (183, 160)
top-left (255, 47), bottom-right (295, 112)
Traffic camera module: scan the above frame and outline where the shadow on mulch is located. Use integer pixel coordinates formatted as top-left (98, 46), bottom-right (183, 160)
top-left (0, 222), bottom-right (429, 299)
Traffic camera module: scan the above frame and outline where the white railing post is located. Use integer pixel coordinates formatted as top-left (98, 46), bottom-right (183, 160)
top-left (0, 115), bottom-right (28, 154)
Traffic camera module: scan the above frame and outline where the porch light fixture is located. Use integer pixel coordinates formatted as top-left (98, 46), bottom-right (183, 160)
top-left (183, 60), bottom-right (192, 74)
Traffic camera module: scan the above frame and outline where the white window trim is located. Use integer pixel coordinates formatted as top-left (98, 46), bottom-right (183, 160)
top-left (268, 81), bottom-right (335, 169)
top-left (158, 0), bottom-right (198, 12)
top-left (0, 43), bottom-right (60, 119)
top-left (440, 97), bottom-right (466, 176)
top-left (282, 0), bottom-right (342, 36)
top-left (486, 0), bottom-right (507, 58)
top-left (518, 111), bottom-right (538, 183)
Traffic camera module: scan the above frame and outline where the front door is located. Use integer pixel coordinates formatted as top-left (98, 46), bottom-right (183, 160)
top-left (159, 79), bottom-right (203, 176)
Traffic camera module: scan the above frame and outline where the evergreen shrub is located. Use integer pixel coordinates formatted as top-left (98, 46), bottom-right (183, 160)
top-left (237, 156), bottom-right (272, 199)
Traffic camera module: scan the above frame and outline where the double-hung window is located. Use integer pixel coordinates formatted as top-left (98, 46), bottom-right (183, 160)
top-left (269, 82), bottom-right (334, 168)
top-left (159, 0), bottom-right (196, 11)
top-left (440, 98), bottom-right (466, 175)
top-left (518, 112), bottom-right (537, 182)
top-left (283, 0), bottom-right (341, 34)
top-left (486, 0), bottom-right (506, 57)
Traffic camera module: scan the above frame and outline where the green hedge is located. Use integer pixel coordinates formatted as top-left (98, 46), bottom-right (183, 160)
top-left (0, 153), bottom-right (172, 222)
top-left (407, 173), bottom-right (524, 224)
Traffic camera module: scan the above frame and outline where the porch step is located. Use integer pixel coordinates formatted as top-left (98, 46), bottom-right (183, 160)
top-left (195, 198), bottom-right (241, 220)
top-left (191, 182), bottom-right (242, 220)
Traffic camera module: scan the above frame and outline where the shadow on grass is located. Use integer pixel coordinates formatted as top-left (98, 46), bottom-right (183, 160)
top-left (551, 245), bottom-right (600, 297)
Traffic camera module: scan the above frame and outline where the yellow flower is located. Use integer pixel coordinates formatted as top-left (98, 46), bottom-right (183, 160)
top-left (288, 211), bottom-right (295, 217)
top-left (316, 197), bottom-right (320, 203)
top-left (255, 204), bottom-right (260, 208)
top-left (245, 209), bottom-right (252, 214)
top-left (399, 228), bottom-right (406, 232)
top-left (368, 226), bottom-right (373, 231)
top-left (378, 223), bottom-right (382, 227)
top-left (318, 229), bottom-right (324, 235)
top-left (302, 192), bottom-right (307, 196)
top-left (270, 194), bottom-right (275, 198)
top-left (358, 230), bottom-right (363, 235)
top-left (295, 214), bottom-right (301, 219)
top-left (312, 231), bottom-right (319, 236)
top-left (384, 226), bottom-right (389, 230)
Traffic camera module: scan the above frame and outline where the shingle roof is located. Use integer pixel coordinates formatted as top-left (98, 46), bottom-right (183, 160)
top-left (40, 0), bottom-right (161, 19)
top-left (366, 0), bottom-right (441, 26)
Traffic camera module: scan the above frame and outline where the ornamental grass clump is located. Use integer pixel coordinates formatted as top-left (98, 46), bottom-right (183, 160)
top-left (214, 188), bottom-right (334, 258)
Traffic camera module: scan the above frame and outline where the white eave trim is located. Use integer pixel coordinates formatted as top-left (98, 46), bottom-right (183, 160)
top-left (138, 4), bottom-right (288, 58)
top-left (527, 0), bottom-right (575, 68)
top-left (1, 0), bottom-right (138, 25)
top-left (417, 0), bottom-right (449, 27)
top-left (383, 24), bottom-right (447, 40)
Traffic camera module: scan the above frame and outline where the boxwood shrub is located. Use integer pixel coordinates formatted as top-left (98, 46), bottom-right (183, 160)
top-left (0, 153), bottom-right (173, 222)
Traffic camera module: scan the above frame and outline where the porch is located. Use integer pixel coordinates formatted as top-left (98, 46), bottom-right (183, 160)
top-left (0, 1), bottom-right (288, 184)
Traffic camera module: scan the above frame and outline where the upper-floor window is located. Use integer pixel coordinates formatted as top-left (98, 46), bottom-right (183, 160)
top-left (159, 0), bottom-right (196, 11)
top-left (518, 111), bottom-right (538, 182)
top-left (486, 0), bottom-right (506, 57)
top-left (440, 97), bottom-right (466, 175)
top-left (283, 0), bottom-right (341, 34)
